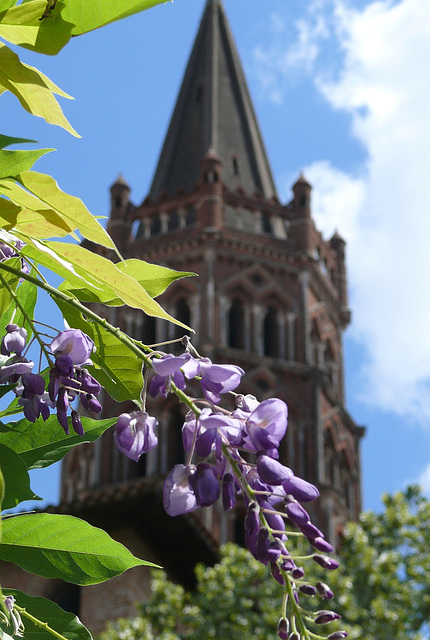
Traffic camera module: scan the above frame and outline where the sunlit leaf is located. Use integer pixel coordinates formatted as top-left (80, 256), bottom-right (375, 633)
top-left (17, 171), bottom-right (117, 248)
top-left (60, 258), bottom-right (195, 303)
top-left (46, 241), bottom-right (189, 327)
top-left (0, 42), bottom-right (79, 136)
top-left (0, 589), bottom-right (92, 640)
top-left (63, 0), bottom-right (170, 36)
top-left (0, 257), bottom-right (21, 316)
top-left (0, 513), bottom-right (158, 585)
top-left (12, 273), bottom-right (38, 341)
top-left (0, 148), bottom-right (52, 179)
top-left (0, 0), bottom-right (73, 55)
top-left (0, 415), bottom-right (116, 469)
top-left (0, 444), bottom-right (40, 510)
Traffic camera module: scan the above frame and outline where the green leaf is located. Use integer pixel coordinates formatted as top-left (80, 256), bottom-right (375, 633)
top-left (116, 259), bottom-right (195, 297)
top-left (0, 513), bottom-right (158, 585)
top-left (0, 415), bottom-right (117, 469)
top-left (45, 242), bottom-right (188, 327)
top-left (0, 589), bottom-right (92, 640)
top-left (0, 385), bottom-right (16, 400)
top-left (0, 134), bottom-right (37, 149)
top-left (0, 43), bottom-right (79, 136)
top-left (55, 298), bottom-right (144, 404)
top-left (17, 171), bottom-right (117, 249)
top-left (0, 257), bottom-right (21, 316)
top-left (0, 444), bottom-right (40, 510)
top-left (60, 258), bottom-right (195, 304)
top-left (0, 0), bottom-right (73, 56)
top-left (63, 0), bottom-right (170, 36)
top-left (0, 148), bottom-right (52, 179)
top-left (12, 275), bottom-right (38, 342)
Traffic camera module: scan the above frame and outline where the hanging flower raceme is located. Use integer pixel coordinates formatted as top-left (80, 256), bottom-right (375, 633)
top-left (113, 340), bottom-right (347, 639)
top-left (0, 322), bottom-right (103, 435)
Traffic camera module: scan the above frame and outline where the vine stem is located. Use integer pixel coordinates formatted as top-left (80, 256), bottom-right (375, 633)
top-left (0, 273), bottom-right (54, 367)
top-left (13, 604), bottom-right (69, 640)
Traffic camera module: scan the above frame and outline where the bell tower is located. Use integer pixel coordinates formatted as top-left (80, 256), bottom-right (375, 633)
top-left (58, 0), bottom-right (364, 630)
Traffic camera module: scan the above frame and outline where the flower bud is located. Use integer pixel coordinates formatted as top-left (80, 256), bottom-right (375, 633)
top-left (277, 617), bottom-right (289, 639)
top-left (328, 631), bottom-right (348, 639)
top-left (299, 584), bottom-right (316, 596)
top-left (314, 610), bottom-right (341, 624)
top-left (316, 581), bottom-right (334, 600)
top-left (313, 555), bottom-right (340, 571)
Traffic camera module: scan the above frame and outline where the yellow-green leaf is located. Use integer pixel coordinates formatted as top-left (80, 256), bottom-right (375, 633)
top-left (46, 241), bottom-right (190, 328)
top-left (63, 0), bottom-right (170, 36)
top-left (0, 42), bottom-right (79, 136)
top-left (0, 172), bottom-right (116, 248)
top-left (0, 148), bottom-right (52, 179)
top-left (0, 0), bottom-right (73, 55)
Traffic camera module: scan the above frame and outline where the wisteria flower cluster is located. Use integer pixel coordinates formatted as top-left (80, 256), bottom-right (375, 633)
top-left (114, 344), bottom-right (347, 640)
top-left (0, 325), bottom-right (102, 435)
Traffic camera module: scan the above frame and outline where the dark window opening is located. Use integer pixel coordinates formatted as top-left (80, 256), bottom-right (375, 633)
top-left (228, 299), bottom-right (245, 349)
top-left (150, 215), bottom-right (161, 235)
top-left (205, 170), bottom-right (218, 184)
top-left (263, 307), bottom-right (279, 357)
top-left (113, 196), bottom-right (122, 208)
top-left (185, 206), bottom-right (196, 226)
top-left (49, 583), bottom-right (81, 617)
top-left (168, 210), bottom-right (180, 231)
top-left (167, 407), bottom-right (185, 468)
top-left (232, 156), bottom-right (239, 176)
top-left (261, 213), bottom-right (272, 233)
top-left (174, 297), bottom-right (191, 339)
top-left (300, 195), bottom-right (308, 206)
top-left (141, 315), bottom-right (156, 346)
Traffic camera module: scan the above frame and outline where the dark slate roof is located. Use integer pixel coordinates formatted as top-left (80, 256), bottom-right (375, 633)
top-left (148, 0), bottom-right (277, 201)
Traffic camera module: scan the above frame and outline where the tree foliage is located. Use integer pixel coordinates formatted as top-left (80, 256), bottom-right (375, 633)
top-left (100, 487), bottom-right (430, 640)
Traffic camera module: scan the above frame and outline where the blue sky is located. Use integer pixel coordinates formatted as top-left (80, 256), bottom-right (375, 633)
top-left (3, 0), bottom-right (430, 513)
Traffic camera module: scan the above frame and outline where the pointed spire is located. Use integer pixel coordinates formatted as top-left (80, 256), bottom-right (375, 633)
top-left (148, 0), bottom-right (277, 201)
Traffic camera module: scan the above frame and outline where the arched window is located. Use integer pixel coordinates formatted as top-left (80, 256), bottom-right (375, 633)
top-left (185, 206), bottom-right (196, 226)
top-left (141, 315), bottom-right (156, 346)
top-left (168, 210), bottom-right (180, 231)
top-left (263, 307), bottom-right (279, 357)
top-left (228, 298), bottom-right (245, 349)
top-left (174, 297), bottom-right (191, 339)
top-left (261, 213), bottom-right (272, 234)
top-left (150, 215), bottom-right (161, 235)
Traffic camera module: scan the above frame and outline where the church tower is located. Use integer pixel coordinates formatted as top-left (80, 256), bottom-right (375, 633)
top-left (57, 0), bottom-right (364, 630)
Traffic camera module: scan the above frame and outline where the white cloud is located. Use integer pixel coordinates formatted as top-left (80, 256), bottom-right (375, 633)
top-left (256, 0), bottom-right (430, 424)
top-left (417, 463), bottom-right (430, 497)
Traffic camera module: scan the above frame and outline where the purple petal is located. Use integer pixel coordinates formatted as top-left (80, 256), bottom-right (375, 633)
top-left (282, 475), bottom-right (320, 502)
top-left (163, 464), bottom-right (197, 516)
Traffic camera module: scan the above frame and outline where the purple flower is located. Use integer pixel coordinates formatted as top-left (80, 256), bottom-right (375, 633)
top-left (51, 329), bottom-right (94, 366)
top-left (314, 611), bottom-right (341, 625)
top-left (282, 475), bottom-right (320, 502)
top-left (328, 632), bottom-right (348, 639)
top-left (222, 473), bottom-right (236, 511)
top-left (310, 537), bottom-right (334, 554)
top-left (285, 501), bottom-right (310, 526)
top-left (257, 454), bottom-right (292, 485)
top-left (299, 584), bottom-right (317, 596)
top-left (244, 501), bottom-right (260, 557)
top-left (316, 581), bottom-right (334, 600)
top-left (163, 464), bottom-right (197, 516)
top-left (191, 463), bottom-right (220, 507)
top-left (1, 324), bottom-right (27, 356)
top-left (245, 398), bottom-right (288, 452)
top-left (277, 618), bottom-right (289, 640)
top-left (149, 353), bottom-right (190, 398)
top-left (191, 358), bottom-right (244, 404)
top-left (313, 555), bottom-right (340, 571)
top-left (115, 411), bottom-right (158, 461)
top-left (71, 410), bottom-right (84, 436)
top-left (0, 356), bottom-right (34, 383)
top-left (18, 372), bottom-right (51, 422)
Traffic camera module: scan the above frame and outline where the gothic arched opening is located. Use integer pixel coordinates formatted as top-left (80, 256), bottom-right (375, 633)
top-left (228, 298), bottom-right (245, 349)
top-left (263, 307), bottom-right (279, 357)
